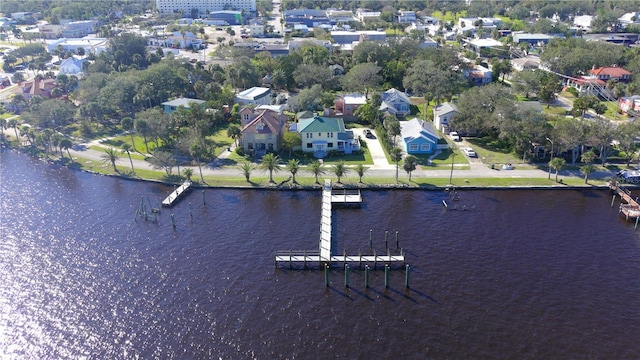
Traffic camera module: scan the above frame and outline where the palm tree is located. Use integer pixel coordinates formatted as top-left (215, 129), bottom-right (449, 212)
top-left (7, 118), bottom-right (19, 143)
top-left (101, 147), bottom-right (120, 173)
top-left (260, 153), bottom-right (281, 183)
top-left (226, 125), bottom-right (241, 147)
top-left (286, 159), bottom-right (301, 184)
top-left (59, 138), bottom-right (73, 159)
top-left (390, 147), bottom-right (403, 184)
top-left (121, 117), bottom-right (135, 150)
top-left (403, 155), bottom-right (419, 181)
top-left (239, 162), bottom-right (255, 182)
top-left (355, 163), bottom-right (368, 183)
top-left (121, 143), bottom-right (135, 173)
top-left (190, 143), bottom-right (206, 183)
top-left (331, 161), bottom-right (349, 184)
top-left (183, 168), bottom-right (193, 181)
top-left (580, 151), bottom-right (596, 184)
top-left (309, 160), bottom-right (326, 184)
top-left (549, 157), bottom-right (566, 183)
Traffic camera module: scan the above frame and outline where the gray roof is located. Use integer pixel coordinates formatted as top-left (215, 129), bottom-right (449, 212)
top-left (433, 102), bottom-right (458, 117)
top-left (162, 98), bottom-right (205, 107)
top-left (381, 88), bottom-right (411, 104)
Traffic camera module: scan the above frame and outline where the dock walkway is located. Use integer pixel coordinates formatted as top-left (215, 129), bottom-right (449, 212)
top-left (162, 180), bottom-right (192, 207)
top-left (276, 179), bottom-right (405, 267)
top-left (610, 181), bottom-right (640, 221)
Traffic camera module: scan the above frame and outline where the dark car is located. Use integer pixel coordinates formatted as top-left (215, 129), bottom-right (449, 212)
top-left (363, 129), bottom-right (374, 138)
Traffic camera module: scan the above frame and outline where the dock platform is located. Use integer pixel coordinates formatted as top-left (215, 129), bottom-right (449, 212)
top-left (276, 179), bottom-right (405, 268)
top-left (162, 180), bottom-right (192, 207)
top-left (610, 180), bottom-right (640, 221)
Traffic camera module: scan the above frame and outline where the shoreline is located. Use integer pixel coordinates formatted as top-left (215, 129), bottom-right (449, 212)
top-left (3, 144), bottom-right (635, 191)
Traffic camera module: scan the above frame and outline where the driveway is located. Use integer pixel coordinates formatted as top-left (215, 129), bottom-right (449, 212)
top-left (353, 128), bottom-right (390, 168)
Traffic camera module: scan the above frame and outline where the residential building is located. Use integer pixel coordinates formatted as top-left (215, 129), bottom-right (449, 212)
top-left (618, 95), bottom-right (640, 116)
top-left (618, 12), bottom-right (640, 28)
top-left (239, 107), bottom-right (288, 155)
top-left (464, 65), bottom-right (492, 86)
top-left (566, 77), bottom-right (606, 97)
top-left (326, 9), bottom-right (355, 23)
top-left (355, 10), bottom-right (380, 23)
top-left (330, 30), bottom-right (386, 44)
top-left (379, 88), bottom-right (411, 118)
top-left (512, 32), bottom-right (553, 45)
top-left (148, 31), bottom-right (204, 49)
top-left (60, 20), bottom-right (96, 38)
top-left (161, 98), bottom-right (206, 114)
top-left (58, 57), bottom-right (87, 75)
top-left (510, 55), bottom-right (541, 72)
top-left (573, 15), bottom-right (593, 31)
top-left (588, 66), bottom-right (632, 83)
top-left (155, 0), bottom-right (256, 16)
top-left (248, 20), bottom-right (264, 37)
top-left (433, 102), bottom-right (458, 133)
top-left (38, 24), bottom-right (64, 39)
top-left (45, 37), bottom-right (109, 55)
top-left (420, 37), bottom-right (439, 49)
top-left (297, 116), bottom-right (359, 157)
top-left (334, 94), bottom-right (367, 120)
top-left (397, 11), bottom-right (416, 23)
top-left (399, 118), bottom-right (440, 155)
top-left (235, 87), bottom-right (271, 106)
top-left (12, 78), bottom-right (56, 101)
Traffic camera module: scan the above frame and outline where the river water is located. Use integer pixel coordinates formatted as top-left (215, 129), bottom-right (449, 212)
top-left (1, 150), bottom-right (640, 359)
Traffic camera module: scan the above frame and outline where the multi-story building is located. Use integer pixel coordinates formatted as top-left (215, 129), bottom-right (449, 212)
top-left (155, 0), bottom-right (255, 16)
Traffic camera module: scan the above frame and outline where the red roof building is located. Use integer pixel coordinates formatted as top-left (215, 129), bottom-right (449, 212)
top-left (588, 66), bottom-right (632, 83)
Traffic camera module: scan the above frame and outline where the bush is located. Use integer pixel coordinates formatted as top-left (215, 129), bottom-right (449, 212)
top-left (566, 87), bottom-right (579, 97)
top-left (235, 146), bottom-right (245, 156)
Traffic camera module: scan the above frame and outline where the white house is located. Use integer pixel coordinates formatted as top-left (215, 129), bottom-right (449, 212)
top-left (433, 102), bottom-right (458, 133)
top-left (235, 87), bottom-right (271, 106)
top-left (58, 57), bottom-right (87, 75)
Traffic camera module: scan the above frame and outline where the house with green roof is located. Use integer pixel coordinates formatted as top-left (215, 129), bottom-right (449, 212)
top-left (296, 116), bottom-right (359, 158)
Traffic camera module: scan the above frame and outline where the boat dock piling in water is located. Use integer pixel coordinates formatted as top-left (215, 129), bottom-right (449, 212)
top-left (275, 179), bottom-right (406, 273)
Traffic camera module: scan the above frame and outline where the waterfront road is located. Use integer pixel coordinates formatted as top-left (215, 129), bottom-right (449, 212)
top-left (5, 132), bottom-right (617, 182)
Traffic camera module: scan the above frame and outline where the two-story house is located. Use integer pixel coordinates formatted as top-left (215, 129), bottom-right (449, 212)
top-left (334, 94), bottom-right (367, 121)
top-left (379, 88), bottom-right (412, 118)
top-left (297, 116), bottom-right (359, 158)
top-left (588, 66), bottom-right (632, 83)
top-left (433, 102), bottom-right (458, 133)
top-left (239, 107), bottom-right (288, 156)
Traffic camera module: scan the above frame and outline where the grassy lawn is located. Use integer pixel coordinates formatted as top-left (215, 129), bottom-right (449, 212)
top-left (207, 128), bottom-right (234, 157)
top-left (543, 105), bottom-right (569, 116)
top-left (431, 10), bottom-right (467, 21)
top-left (466, 137), bottom-right (537, 167)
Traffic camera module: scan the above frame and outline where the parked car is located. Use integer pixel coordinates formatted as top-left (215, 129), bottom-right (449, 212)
top-left (449, 131), bottom-right (460, 141)
top-left (363, 129), bottom-right (374, 138)
top-left (463, 147), bottom-right (477, 157)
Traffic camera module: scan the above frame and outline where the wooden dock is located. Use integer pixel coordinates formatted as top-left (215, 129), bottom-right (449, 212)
top-left (162, 180), bottom-right (192, 207)
top-left (276, 179), bottom-right (405, 267)
top-left (610, 180), bottom-right (640, 221)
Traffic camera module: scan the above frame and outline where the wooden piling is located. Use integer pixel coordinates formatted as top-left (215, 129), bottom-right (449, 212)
top-left (611, 194), bottom-right (616, 207)
top-left (385, 230), bottom-right (388, 249)
top-left (369, 229), bottom-right (372, 248)
top-left (635, 216), bottom-right (639, 230)
top-left (395, 230), bottom-right (399, 249)
top-left (384, 264), bottom-right (390, 288)
top-left (189, 202), bottom-right (193, 218)
top-left (324, 264), bottom-right (329, 287)
top-left (170, 213), bottom-right (176, 229)
top-left (364, 265), bottom-right (370, 288)
top-left (344, 264), bottom-right (350, 288)
top-left (201, 189), bottom-right (206, 205)
top-left (405, 264), bottom-right (411, 288)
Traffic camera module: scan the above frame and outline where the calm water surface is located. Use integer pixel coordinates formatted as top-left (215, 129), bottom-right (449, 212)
top-left (1, 150), bottom-right (640, 359)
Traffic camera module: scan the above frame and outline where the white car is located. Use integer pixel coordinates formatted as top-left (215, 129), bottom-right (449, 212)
top-left (449, 132), bottom-right (460, 141)
top-left (463, 147), bottom-right (477, 157)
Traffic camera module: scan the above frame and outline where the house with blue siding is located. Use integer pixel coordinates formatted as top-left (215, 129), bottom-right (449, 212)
top-left (399, 118), bottom-right (439, 155)
top-left (380, 88), bottom-right (411, 118)
top-left (161, 98), bottom-right (206, 114)
top-left (297, 116), bottom-right (359, 158)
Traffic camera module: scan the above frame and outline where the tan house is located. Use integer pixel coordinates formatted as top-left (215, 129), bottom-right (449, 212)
top-left (239, 107), bottom-right (288, 156)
